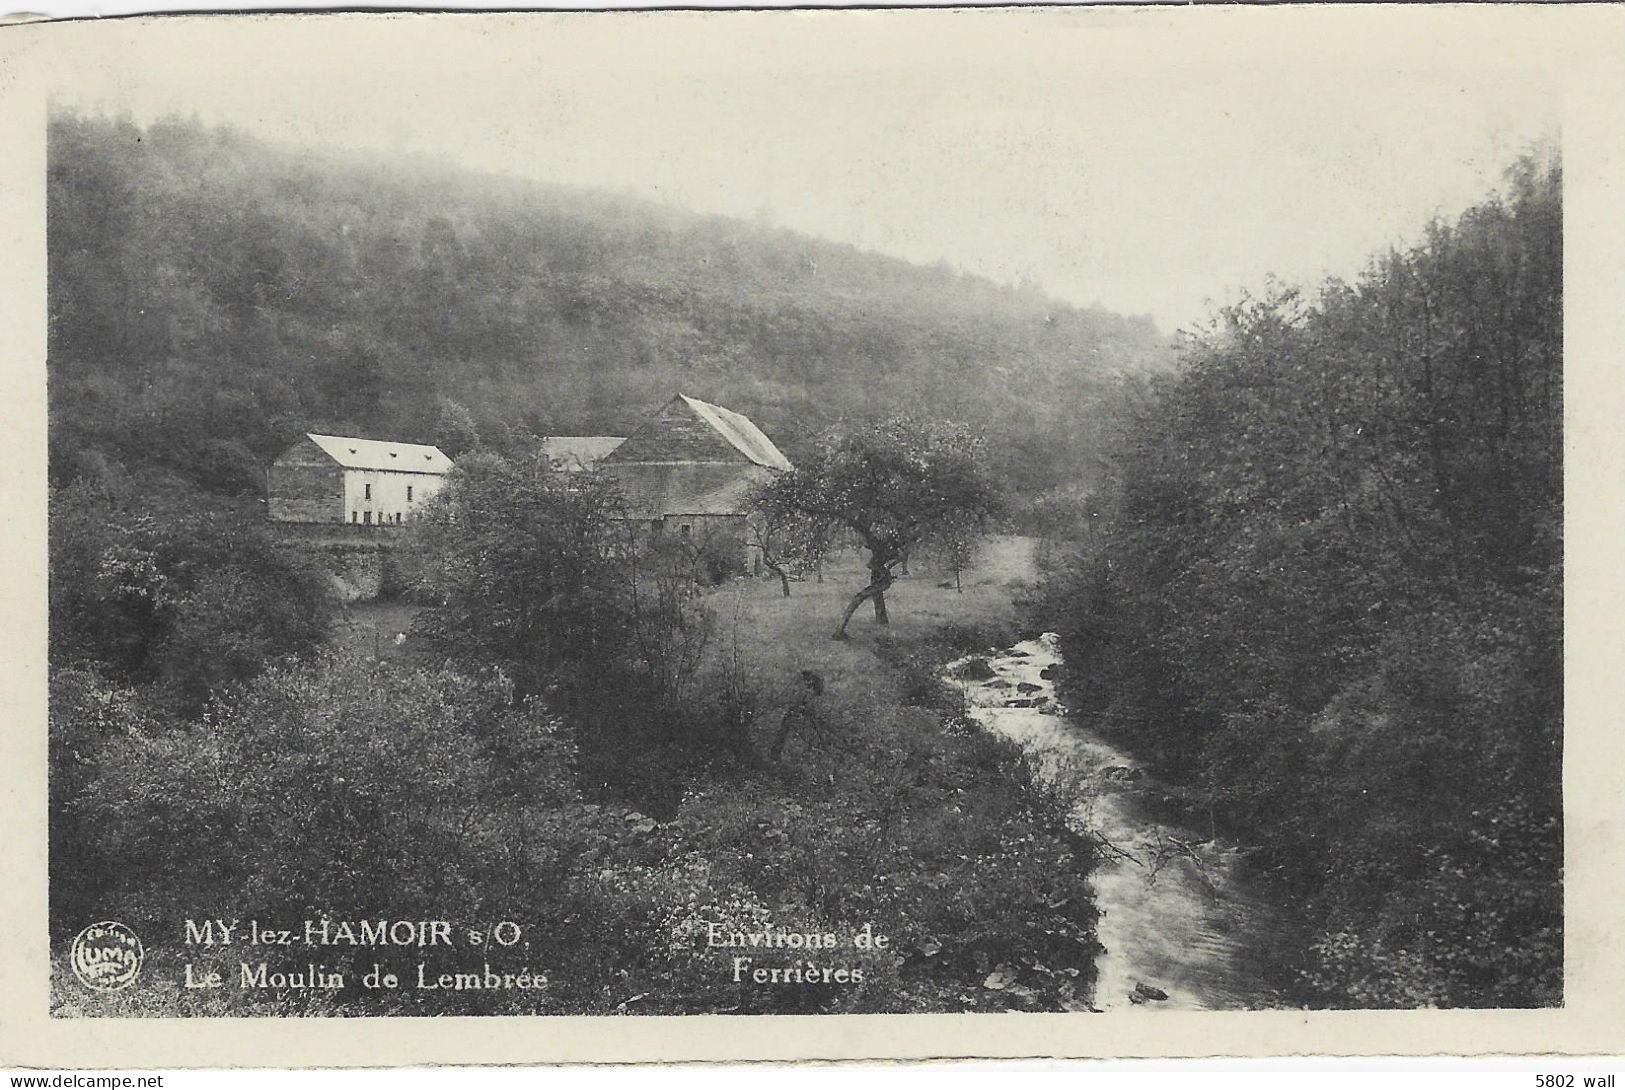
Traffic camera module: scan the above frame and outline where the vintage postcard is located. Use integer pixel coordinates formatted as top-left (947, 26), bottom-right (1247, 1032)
top-left (1, 3), bottom-right (1623, 1067)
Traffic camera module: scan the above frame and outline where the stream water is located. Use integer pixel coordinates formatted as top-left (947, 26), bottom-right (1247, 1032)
top-left (950, 633), bottom-right (1287, 1011)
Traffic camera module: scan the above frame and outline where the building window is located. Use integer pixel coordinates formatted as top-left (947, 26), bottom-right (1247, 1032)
top-left (407, 485), bottom-right (414, 501)
top-left (364, 483), bottom-right (372, 500)
top-left (680, 524), bottom-right (691, 537)
top-left (351, 511), bottom-right (358, 523)
top-left (363, 511), bottom-right (372, 524)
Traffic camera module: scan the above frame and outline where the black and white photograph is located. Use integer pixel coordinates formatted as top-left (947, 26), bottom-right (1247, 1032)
top-left (3, 4), bottom-right (1608, 1058)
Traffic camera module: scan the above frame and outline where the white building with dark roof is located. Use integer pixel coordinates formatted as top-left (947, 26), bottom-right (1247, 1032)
top-left (268, 432), bottom-right (453, 525)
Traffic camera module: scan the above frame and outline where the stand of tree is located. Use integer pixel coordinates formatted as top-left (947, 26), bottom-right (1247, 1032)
top-left (1038, 153), bottom-right (1563, 1008)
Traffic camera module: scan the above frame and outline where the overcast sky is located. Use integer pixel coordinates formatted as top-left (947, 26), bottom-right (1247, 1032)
top-left (50, 8), bottom-right (1562, 332)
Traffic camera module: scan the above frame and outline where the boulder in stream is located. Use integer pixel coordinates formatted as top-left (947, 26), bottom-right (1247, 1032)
top-left (1016, 681), bottom-right (1043, 694)
top-left (953, 657), bottom-right (997, 681)
top-left (1131, 982), bottom-right (1169, 1003)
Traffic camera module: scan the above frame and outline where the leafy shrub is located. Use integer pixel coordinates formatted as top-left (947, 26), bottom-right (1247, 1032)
top-left (49, 476), bottom-right (335, 714)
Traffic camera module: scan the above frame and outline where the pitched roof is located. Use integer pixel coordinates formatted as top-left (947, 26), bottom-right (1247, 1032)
top-left (678, 395), bottom-right (792, 471)
top-left (601, 462), bottom-right (775, 519)
top-left (305, 433), bottom-right (453, 474)
top-left (541, 436), bottom-right (626, 471)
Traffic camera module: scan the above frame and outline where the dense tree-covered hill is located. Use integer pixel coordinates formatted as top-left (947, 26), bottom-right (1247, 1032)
top-left (48, 110), bottom-right (1169, 499)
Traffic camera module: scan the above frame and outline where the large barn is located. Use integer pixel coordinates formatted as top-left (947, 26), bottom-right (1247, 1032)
top-left (598, 395), bottom-right (792, 566)
top-left (268, 433), bottom-right (454, 525)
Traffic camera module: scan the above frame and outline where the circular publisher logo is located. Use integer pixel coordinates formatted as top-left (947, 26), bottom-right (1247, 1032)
top-left (70, 921), bottom-right (144, 992)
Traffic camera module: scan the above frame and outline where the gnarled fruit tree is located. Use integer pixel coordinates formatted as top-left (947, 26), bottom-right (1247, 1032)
top-left (756, 417), bottom-right (1001, 639)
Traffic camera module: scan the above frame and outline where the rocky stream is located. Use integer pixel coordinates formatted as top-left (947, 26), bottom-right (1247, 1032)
top-left (950, 634), bottom-right (1286, 1011)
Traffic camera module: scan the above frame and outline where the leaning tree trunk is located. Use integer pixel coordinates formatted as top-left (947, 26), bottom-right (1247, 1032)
top-left (765, 559), bottom-right (791, 597)
top-left (834, 586), bottom-right (875, 640)
top-left (833, 562), bottom-right (895, 639)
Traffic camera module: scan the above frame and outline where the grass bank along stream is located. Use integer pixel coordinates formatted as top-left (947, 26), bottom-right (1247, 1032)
top-left (664, 534), bottom-right (1104, 1012)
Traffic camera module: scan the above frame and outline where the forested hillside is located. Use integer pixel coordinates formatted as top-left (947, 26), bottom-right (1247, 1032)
top-left (1038, 155), bottom-right (1562, 1008)
top-left (48, 110), bottom-right (1167, 501)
